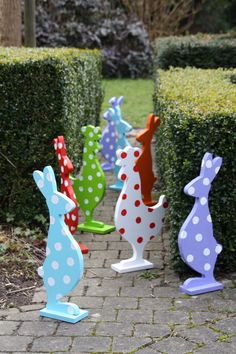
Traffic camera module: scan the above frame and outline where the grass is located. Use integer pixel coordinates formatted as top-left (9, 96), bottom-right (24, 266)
top-left (101, 79), bottom-right (153, 128)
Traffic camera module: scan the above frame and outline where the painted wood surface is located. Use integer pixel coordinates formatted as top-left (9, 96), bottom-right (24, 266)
top-left (178, 152), bottom-right (223, 295)
top-left (136, 113), bottom-right (160, 206)
top-left (71, 125), bottom-right (115, 234)
top-left (100, 109), bottom-right (116, 171)
top-left (111, 146), bottom-right (168, 273)
top-left (33, 166), bottom-right (88, 323)
top-left (54, 136), bottom-right (88, 254)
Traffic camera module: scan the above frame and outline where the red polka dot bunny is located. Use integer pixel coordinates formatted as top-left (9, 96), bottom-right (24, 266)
top-left (54, 136), bottom-right (88, 254)
top-left (111, 146), bottom-right (168, 273)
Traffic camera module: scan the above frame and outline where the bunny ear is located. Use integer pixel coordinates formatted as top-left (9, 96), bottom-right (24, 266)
top-left (43, 166), bottom-right (57, 194)
top-left (213, 156), bottom-right (222, 176)
top-left (117, 96), bottom-right (124, 105)
top-left (109, 97), bottom-right (117, 107)
top-left (200, 152), bottom-right (212, 175)
top-left (103, 110), bottom-right (111, 120)
top-left (33, 170), bottom-right (48, 198)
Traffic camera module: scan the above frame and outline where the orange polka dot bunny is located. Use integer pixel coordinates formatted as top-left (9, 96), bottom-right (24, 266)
top-left (111, 146), bottom-right (168, 273)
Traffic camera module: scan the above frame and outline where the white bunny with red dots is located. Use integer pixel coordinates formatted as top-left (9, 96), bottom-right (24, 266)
top-left (111, 146), bottom-right (168, 273)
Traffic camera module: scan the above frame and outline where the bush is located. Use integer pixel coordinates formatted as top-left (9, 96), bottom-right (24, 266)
top-left (153, 33), bottom-right (236, 70)
top-left (154, 67), bottom-right (236, 273)
top-left (0, 47), bottom-right (103, 225)
top-left (35, 0), bottom-right (152, 78)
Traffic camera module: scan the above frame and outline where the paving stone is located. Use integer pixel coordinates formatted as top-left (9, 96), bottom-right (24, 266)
top-left (213, 317), bottom-right (236, 334)
top-left (18, 321), bottom-right (57, 336)
top-left (71, 336), bottom-right (112, 352)
top-left (223, 288), bottom-right (236, 301)
top-left (0, 308), bottom-right (19, 317)
top-left (86, 285), bottom-right (120, 297)
top-left (102, 278), bottom-right (133, 287)
top-left (0, 321), bottom-right (19, 335)
top-left (120, 286), bottom-right (154, 298)
top-left (84, 241), bottom-right (108, 250)
top-left (85, 268), bottom-right (116, 278)
top-left (56, 321), bottom-right (96, 336)
top-left (69, 296), bottom-right (104, 309)
top-left (104, 296), bottom-right (138, 309)
top-left (152, 336), bottom-right (195, 354)
top-left (96, 321), bottom-right (133, 336)
top-left (31, 336), bottom-right (71, 352)
top-left (20, 304), bottom-right (44, 311)
top-left (112, 337), bottom-right (152, 353)
top-left (135, 347), bottom-right (158, 354)
top-left (176, 325), bottom-right (219, 344)
top-left (139, 298), bottom-right (172, 310)
top-left (117, 309), bottom-right (153, 324)
top-left (87, 308), bottom-right (117, 322)
top-left (7, 310), bottom-right (44, 321)
top-left (154, 310), bottom-right (190, 325)
top-left (0, 335), bottom-right (33, 351)
top-left (108, 241), bottom-right (132, 250)
top-left (83, 257), bottom-right (104, 268)
top-left (32, 291), bottom-right (47, 303)
top-left (154, 286), bottom-right (183, 298)
top-left (194, 341), bottom-right (236, 353)
top-left (134, 323), bottom-right (170, 338)
top-left (175, 297), bottom-right (210, 311)
top-left (210, 299), bottom-right (236, 314)
top-left (191, 311), bottom-right (225, 325)
top-left (89, 250), bottom-right (119, 259)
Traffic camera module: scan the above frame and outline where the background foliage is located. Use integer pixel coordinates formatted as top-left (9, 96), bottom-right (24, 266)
top-left (0, 47), bottom-right (103, 225)
top-left (154, 67), bottom-right (236, 273)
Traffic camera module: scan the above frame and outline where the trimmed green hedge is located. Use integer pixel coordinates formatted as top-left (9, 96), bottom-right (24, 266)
top-left (0, 48), bottom-right (103, 225)
top-left (154, 33), bottom-right (236, 70)
top-left (154, 67), bottom-right (236, 273)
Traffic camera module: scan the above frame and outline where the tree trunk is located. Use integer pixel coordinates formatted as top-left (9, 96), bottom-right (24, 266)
top-left (0, 0), bottom-right (21, 46)
top-left (24, 0), bottom-right (36, 47)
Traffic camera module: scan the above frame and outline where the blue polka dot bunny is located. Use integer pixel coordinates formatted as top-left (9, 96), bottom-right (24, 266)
top-left (33, 166), bottom-right (88, 323)
top-left (178, 152), bottom-right (224, 295)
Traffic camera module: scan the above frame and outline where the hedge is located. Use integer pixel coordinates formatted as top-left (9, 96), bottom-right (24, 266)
top-left (154, 67), bottom-right (236, 273)
top-left (153, 33), bottom-right (236, 70)
top-left (0, 48), bottom-right (103, 225)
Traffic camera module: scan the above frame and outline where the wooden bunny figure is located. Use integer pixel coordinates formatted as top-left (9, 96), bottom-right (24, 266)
top-left (111, 146), bottom-right (168, 273)
top-left (33, 166), bottom-right (88, 323)
top-left (108, 96), bottom-right (133, 191)
top-left (100, 109), bottom-right (116, 171)
top-left (54, 136), bottom-right (88, 254)
top-left (136, 113), bottom-right (160, 206)
top-left (71, 125), bottom-right (115, 234)
top-left (178, 152), bottom-right (223, 295)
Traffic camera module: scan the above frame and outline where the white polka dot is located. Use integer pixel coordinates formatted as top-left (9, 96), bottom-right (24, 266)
top-left (64, 159), bottom-right (68, 166)
top-left (88, 175), bottom-right (93, 181)
top-left (206, 160), bottom-right (212, 168)
top-left (50, 215), bottom-right (55, 225)
top-left (79, 175), bottom-right (83, 181)
top-left (187, 254), bottom-right (194, 262)
top-left (63, 275), bottom-right (71, 284)
top-left (203, 248), bottom-right (210, 256)
top-left (195, 233), bottom-right (203, 242)
top-left (105, 154), bottom-right (109, 159)
top-left (54, 143), bottom-right (57, 150)
top-left (88, 141), bottom-right (93, 146)
top-left (48, 277), bottom-right (55, 286)
top-left (61, 166), bottom-right (64, 173)
top-left (56, 293), bottom-right (62, 300)
top-left (111, 122), bottom-right (115, 126)
top-left (51, 195), bottom-right (59, 204)
top-left (88, 187), bottom-right (93, 193)
top-left (64, 191), bottom-right (67, 195)
top-left (111, 132), bottom-right (115, 136)
top-left (58, 142), bottom-right (63, 149)
top-left (203, 178), bottom-right (210, 186)
top-left (111, 157), bottom-right (115, 161)
top-left (200, 197), bottom-right (207, 205)
top-left (207, 215), bottom-right (212, 223)
top-left (106, 137), bottom-right (110, 143)
top-left (96, 172), bottom-right (101, 177)
top-left (66, 213), bottom-right (70, 220)
top-left (83, 147), bottom-right (87, 153)
top-left (94, 127), bottom-right (99, 133)
top-left (204, 263), bottom-right (211, 271)
top-left (64, 180), bottom-right (69, 187)
top-left (65, 203), bottom-right (72, 211)
top-left (71, 214), bottom-right (76, 221)
top-left (95, 149), bottom-right (99, 154)
top-left (51, 261), bottom-right (59, 270)
top-left (83, 160), bottom-right (87, 166)
top-left (215, 166), bottom-right (220, 174)
top-left (54, 242), bottom-right (62, 251)
top-left (58, 153), bottom-right (61, 160)
top-left (79, 186), bottom-right (84, 192)
top-left (85, 210), bottom-right (90, 216)
top-left (180, 230), bottom-right (187, 239)
top-left (81, 127), bottom-right (86, 132)
top-left (37, 179), bottom-right (44, 189)
top-left (46, 173), bottom-right (53, 182)
top-left (67, 306), bottom-right (74, 314)
top-left (46, 247), bottom-right (51, 256)
top-left (89, 154), bottom-right (93, 160)
top-left (95, 196), bottom-right (99, 202)
top-left (110, 145), bottom-right (114, 150)
top-left (192, 216), bottom-right (199, 224)
top-left (215, 244), bottom-right (222, 254)
top-left (37, 266), bottom-right (44, 277)
top-left (89, 132), bottom-right (94, 137)
top-left (71, 226), bottom-right (75, 231)
top-left (67, 257), bottom-right (75, 266)
top-left (61, 178), bottom-right (63, 184)
top-left (188, 187), bottom-right (195, 195)
top-left (84, 199), bottom-right (89, 204)
top-left (91, 164), bottom-right (96, 169)
top-left (98, 183), bottom-right (103, 189)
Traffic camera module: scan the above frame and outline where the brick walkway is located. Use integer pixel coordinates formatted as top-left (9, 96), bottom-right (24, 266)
top-left (1, 132), bottom-right (235, 353)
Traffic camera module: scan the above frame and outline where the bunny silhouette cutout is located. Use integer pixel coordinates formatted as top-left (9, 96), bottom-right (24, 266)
top-left (100, 110), bottom-right (116, 171)
top-left (33, 166), bottom-right (88, 323)
top-left (136, 113), bottom-right (160, 206)
top-left (111, 146), bottom-right (168, 273)
top-left (71, 125), bottom-right (115, 234)
top-left (54, 136), bottom-right (88, 254)
top-left (178, 152), bottom-right (224, 295)
top-left (108, 96), bottom-right (133, 191)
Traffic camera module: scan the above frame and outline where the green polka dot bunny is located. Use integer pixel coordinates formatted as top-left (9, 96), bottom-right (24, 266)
top-left (71, 125), bottom-right (115, 234)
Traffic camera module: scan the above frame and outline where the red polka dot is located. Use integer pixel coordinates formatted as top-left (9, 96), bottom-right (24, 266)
top-left (150, 222), bottom-right (155, 229)
top-left (134, 184), bottom-right (140, 190)
top-left (135, 200), bottom-right (140, 207)
top-left (121, 152), bottom-right (127, 159)
top-left (121, 209), bottom-right (127, 216)
top-left (137, 237), bottom-right (143, 244)
top-left (148, 208), bottom-right (153, 213)
top-left (134, 150), bottom-right (140, 157)
top-left (119, 228), bottom-right (125, 234)
top-left (150, 236), bottom-right (155, 240)
top-left (121, 174), bottom-right (127, 181)
top-left (136, 217), bottom-right (141, 224)
top-left (133, 165), bottom-right (138, 172)
top-left (122, 193), bottom-right (127, 200)
top-left (163, 201), bottom-right (168, 209)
